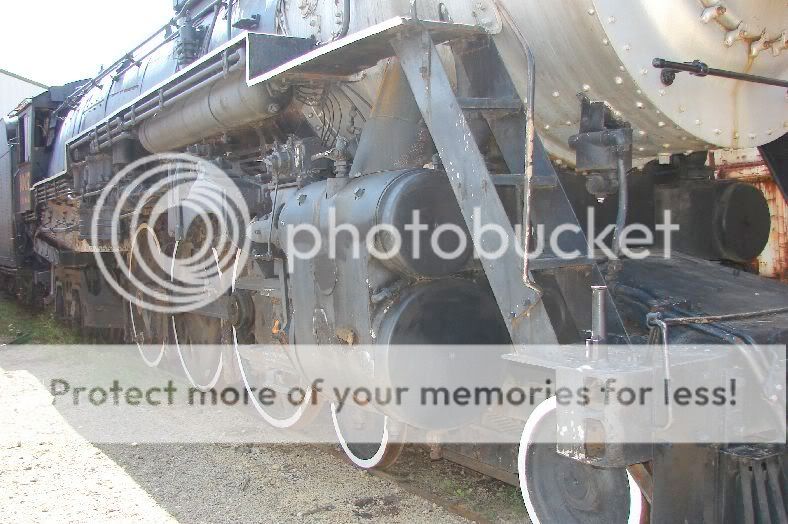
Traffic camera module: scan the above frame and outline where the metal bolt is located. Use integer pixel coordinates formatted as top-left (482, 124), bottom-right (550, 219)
top-left (700, 5), bottom-right (726, 23)
top-left (724, 24), bottom-right (747, 47)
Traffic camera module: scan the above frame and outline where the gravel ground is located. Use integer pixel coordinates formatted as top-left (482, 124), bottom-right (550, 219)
top-left (0, 365), bottom-right (471, 523)
top-left (0, 368), bottom-right (175, 523)
top-left (0, 296), bottom-right (525, 523)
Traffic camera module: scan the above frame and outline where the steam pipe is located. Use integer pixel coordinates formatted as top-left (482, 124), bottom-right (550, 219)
top-left (227, 0), bottom-right (234, 42)
top-left (203, 3), bottom-right (222, 55)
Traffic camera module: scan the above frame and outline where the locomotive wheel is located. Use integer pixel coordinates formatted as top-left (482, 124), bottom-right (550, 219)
top-left (54, 284), bottom-right (65, 320)
top-left (231, 252), bottom-right (320, 429)
top-left (170, 238), bottom-right (233, 392)
top-left (233, 327), bottom-right (320, 429)
top-left (331, 402), bottom-right (405, 470)
top-left (69, 289), bottom-right (84, 333)
top-left (518, 397), bottom-right (643, 524)
top-left (128, 225), bottom-right (169, 367)
top-left (5, 275), bottom-right (17, 298)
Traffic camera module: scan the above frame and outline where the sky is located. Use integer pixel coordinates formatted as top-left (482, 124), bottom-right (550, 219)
top-left (1, 0), bottom-right (175, 86)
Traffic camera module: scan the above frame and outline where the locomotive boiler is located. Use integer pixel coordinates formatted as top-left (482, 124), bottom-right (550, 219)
top-left (1, 1), bottom-right (786, 522)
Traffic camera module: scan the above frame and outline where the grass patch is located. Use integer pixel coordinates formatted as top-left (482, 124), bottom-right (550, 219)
top-left (0, 297), bottom-right (82, 345)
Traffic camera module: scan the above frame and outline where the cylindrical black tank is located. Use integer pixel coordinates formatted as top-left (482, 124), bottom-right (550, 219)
top-left (655, 181), bottom-right (772, 263)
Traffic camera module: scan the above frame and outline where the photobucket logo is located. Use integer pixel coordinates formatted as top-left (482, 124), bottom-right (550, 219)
top-left (91, 153), bottom-right (251, 314)
top-left (284, 207), bottom-right (679, 270)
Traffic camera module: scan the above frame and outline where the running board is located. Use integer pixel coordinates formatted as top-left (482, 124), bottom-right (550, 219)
top-left (246, 17), bottom-right (484, 85)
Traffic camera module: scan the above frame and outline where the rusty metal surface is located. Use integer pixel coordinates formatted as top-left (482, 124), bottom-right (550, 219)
top-left (714, 148), bottom-right (788, 281)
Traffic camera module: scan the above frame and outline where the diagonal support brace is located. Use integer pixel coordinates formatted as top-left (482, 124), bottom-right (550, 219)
top-left (392, 30), bottom-right (557, 345)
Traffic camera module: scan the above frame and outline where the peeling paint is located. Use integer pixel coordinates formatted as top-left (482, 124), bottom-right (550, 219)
top-left (714, 148), bottom-right (788, 281)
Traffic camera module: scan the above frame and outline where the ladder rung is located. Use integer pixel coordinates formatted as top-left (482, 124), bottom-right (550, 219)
top-left (457, 97), bottom-right (522, 112)
top-left (528, 257), bottom-right (595, 271)
top-left (493, 174), bottom-right (558, 189)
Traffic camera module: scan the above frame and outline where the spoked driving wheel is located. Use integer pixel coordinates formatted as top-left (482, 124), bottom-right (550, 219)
top-left (128, 224), bottom-right (170, 367)
top-left (231, 251), bottom-right (320, 429)
top-left (518, 397), bottom-right (643, 524)
top-left (331, 402), bottom-right (406, 470)
top-left (170, 226), bottom-right (234, 391)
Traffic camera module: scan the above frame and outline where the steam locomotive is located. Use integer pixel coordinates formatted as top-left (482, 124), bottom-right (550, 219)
top-left (1, 1), bottom-right (786, 522)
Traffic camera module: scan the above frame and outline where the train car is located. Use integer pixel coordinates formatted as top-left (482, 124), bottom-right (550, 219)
top-left (1, 0), bottom-right (786, 522)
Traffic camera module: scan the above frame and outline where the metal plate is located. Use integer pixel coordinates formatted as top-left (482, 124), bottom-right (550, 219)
top-left (247, 17), bottom-right (484, 85)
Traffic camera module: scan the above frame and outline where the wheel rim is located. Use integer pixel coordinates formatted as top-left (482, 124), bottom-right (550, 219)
top-left (231, 250), bottom-right (320, 429)
top-left (331, 402), bottom-right (405, 470)
top-left (170, 239), bottom-right (230, 392)
top-left (518, 397), bottom-right (643, 524)
top-left (128, 224), bottom-right (168, 367)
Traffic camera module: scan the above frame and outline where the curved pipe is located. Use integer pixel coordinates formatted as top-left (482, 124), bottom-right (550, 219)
top-left (495, 1), bottom-right (541, 295)
top-left (611, 157), bottom-right (629, 257)
top-left (336, 0), bottom-right (351, 40)
top-left (202, 3), bottom-right (222, 55)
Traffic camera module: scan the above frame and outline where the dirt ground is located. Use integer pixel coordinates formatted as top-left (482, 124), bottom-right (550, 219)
top-left (0, 298), bottom-right (527, 523)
